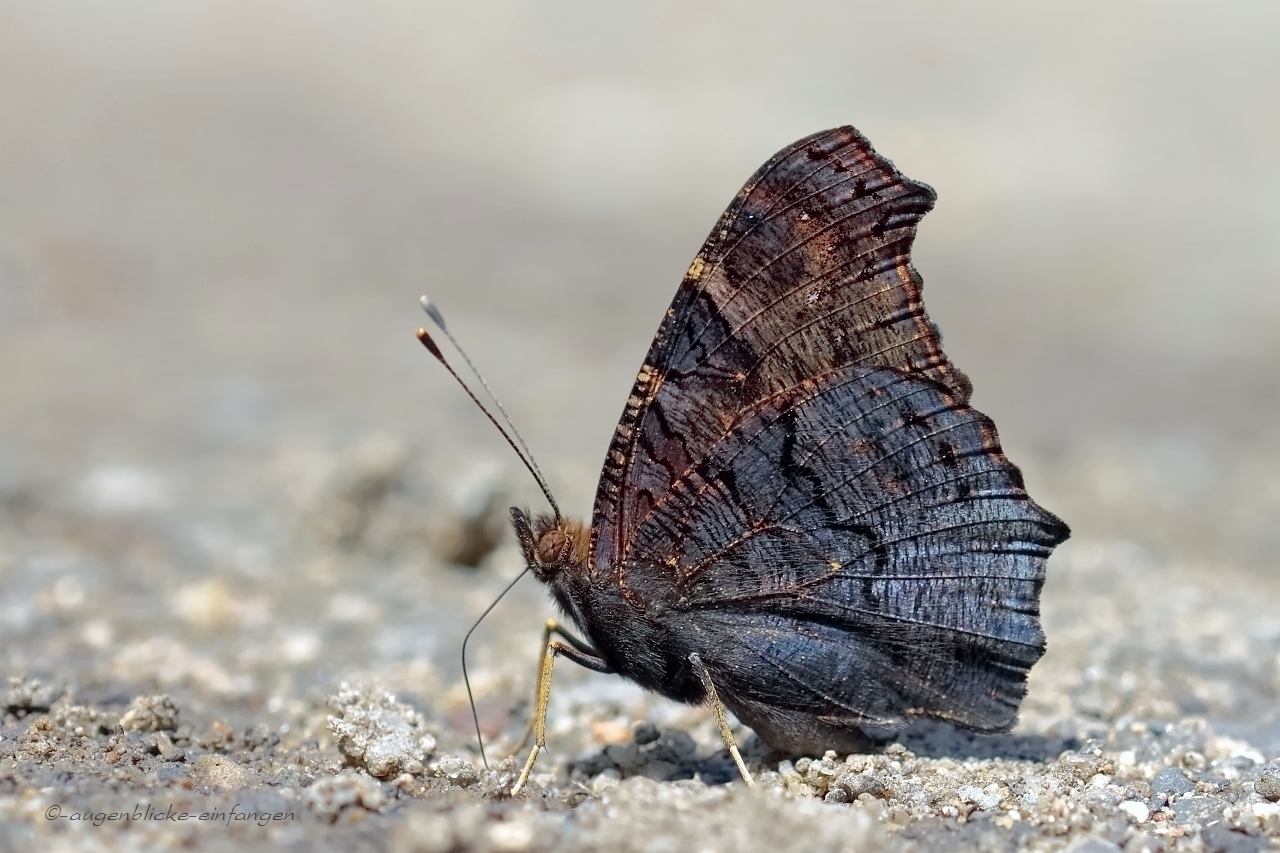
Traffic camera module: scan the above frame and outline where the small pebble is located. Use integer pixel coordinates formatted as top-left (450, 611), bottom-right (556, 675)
top-left (958, 784), bottom-right (1001, 811)
top-left (119, 694), bottom-right (180, 732)
top-left (328, 682), bottom-right (437, 779)
top-left (1119, 800), bottom-right (1150, 823)
top-left (1151, 766), bottom-right (1195, 796)
top-left (304, 770), bottom-right (388, 819)
top-left (430, 754), bottom-right (482, 787)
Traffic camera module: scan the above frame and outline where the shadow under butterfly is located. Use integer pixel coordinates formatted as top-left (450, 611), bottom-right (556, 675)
top-left (418, 125), bottom-right (1070, 794)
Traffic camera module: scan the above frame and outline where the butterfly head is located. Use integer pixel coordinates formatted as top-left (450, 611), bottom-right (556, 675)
top-left (510, 507), bottom-right (590, 581)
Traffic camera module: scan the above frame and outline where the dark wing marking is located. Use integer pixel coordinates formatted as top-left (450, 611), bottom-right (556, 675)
top-left (591, 126), bottom-right (971, 581)
top-left (623, 366), bottom-right (1068, 730)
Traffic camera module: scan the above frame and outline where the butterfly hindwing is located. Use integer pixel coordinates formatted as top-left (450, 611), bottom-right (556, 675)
top-left (621, 365), bottom-right (1067, 730)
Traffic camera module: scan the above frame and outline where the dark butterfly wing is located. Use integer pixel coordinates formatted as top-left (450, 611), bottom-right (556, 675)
top-left (591, 126), bottom-right (973, 581)
top-left (622, 364), bottom-right (1068, 731)
top-left (587, 125), bottom-right (1068, 733)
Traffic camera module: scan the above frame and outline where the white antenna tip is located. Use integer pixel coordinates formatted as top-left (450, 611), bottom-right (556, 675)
top-left (419, 295), bottom-right (448, 331)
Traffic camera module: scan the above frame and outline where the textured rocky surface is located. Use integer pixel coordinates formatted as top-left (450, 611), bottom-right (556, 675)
top-left (2, 471), bottom-right (1279, 852)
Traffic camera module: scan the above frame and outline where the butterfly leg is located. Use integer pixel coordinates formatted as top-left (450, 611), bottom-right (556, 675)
top-left (688, 652), bottom-right (755, 788)
top-left (508, 618), bottom-right (604, 757)
top-left (511, 624), bottom-right (614, 796)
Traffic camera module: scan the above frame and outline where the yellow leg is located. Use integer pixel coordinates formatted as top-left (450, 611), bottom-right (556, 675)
top-left (689, 653), bottom-right (754, 788)
top-left (508, 619), bottom-right (560, 758)
top-left (510, 637), bottom-right (569, 795)
top-left (509, 619), bottom-right (613, 795)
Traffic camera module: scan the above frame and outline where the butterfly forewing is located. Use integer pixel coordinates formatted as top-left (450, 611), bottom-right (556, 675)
top-left (592, 126), bottom-right (973, 576)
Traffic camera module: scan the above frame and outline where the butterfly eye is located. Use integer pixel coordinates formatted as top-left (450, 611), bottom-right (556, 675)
top-left (536, 530), bottom-right (569, 565)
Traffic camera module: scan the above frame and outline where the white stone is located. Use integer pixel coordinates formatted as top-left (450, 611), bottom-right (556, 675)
top-left (1119, 800), bottom-right (1149, 823)
top-left (958, 785), bottom-right (1001, 811)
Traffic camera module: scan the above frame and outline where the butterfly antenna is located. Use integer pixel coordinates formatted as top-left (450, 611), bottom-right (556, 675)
top-left (460, 566), bottom-right (530, 769)
top-left (420, 296), bottom-right (555, 506)
top-left (416, 327), bottom-right (562, 520)
top-left (416, 300), bottom-right (560, 766)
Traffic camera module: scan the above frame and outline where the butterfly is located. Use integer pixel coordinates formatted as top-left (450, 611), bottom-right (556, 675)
top-left (420, 125), bottom-right (1069, 793)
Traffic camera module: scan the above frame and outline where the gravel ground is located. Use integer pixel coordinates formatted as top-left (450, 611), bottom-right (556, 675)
top-left (2, 444), bottom-right (1279, 852)
top-left (3, 3), bottom-right (1280, 851)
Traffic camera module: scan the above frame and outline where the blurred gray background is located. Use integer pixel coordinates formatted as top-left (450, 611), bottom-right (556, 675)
top-left (1, 0), bottom-right (1278, 700)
